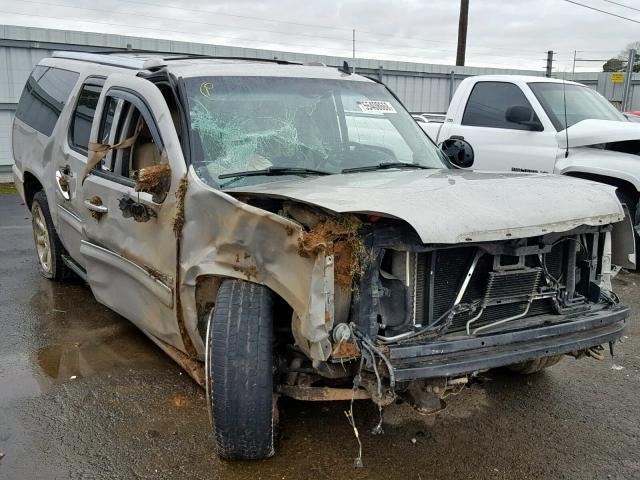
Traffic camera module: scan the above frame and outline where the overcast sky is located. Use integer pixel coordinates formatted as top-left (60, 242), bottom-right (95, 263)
top-left (1, 0), bottom-right (639, 72)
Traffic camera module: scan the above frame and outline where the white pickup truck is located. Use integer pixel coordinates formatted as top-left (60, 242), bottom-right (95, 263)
top-left (418, 75), bottom-right (640, 250)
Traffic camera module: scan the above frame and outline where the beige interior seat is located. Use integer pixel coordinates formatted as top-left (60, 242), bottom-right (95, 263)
top-left (131, 142), bottom-right (161, 173)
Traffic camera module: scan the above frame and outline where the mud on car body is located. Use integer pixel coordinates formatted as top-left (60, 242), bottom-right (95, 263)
top-left (12, 52), bottom-right (629, 461)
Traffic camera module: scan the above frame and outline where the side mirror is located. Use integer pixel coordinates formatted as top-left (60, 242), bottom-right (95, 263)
top-left (505, 105), bottom-right (543, 131)
top-left (441, 136), bottom-right (474, 168)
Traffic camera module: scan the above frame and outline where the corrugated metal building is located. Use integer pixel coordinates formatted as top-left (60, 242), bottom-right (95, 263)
top-left (1, 25), bottom-right (637, 179)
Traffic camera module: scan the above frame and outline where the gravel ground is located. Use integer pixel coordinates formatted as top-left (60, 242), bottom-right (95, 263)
top-left (1, 192), bottom-right (639, 480)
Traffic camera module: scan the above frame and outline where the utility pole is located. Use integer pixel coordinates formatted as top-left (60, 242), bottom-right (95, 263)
top-left (545, 50), bottom-right (554, 77)
top-left (622, 48), bottom-right (636, 111)
top-left (456, 0), bottom-right (469, 66)
top-left (352, 29), bottom-right (356, 73)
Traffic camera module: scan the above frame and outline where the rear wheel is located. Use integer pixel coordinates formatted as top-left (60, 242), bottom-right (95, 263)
top-left (205, 279), bottom-right (277, 460)
top-left (31, 190), bottom-right (73, 281)
top-left (507, 355), bottom-right (563, 375)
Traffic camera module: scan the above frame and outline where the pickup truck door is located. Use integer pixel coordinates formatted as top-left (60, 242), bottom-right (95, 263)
top-left (78, 74), bottom-right (188, 350)
top-left (444, 81), bottom-right (558, 173)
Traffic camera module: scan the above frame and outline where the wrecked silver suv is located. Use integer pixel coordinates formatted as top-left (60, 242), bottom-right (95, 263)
top-left (12, 52), bottom-right (629, 461)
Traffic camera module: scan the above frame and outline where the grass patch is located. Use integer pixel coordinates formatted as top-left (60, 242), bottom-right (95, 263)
top-left (0, 183), bottom-right (16, 194)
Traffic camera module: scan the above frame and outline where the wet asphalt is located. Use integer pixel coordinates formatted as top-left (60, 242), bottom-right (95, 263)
top-left (0, 190), bottom-right (639, 480)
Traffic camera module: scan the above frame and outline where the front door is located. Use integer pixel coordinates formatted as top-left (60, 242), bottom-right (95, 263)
top-left (79, 74), bottom-right (188, 350)
top-left (444, 81), bottom-right (558, 173)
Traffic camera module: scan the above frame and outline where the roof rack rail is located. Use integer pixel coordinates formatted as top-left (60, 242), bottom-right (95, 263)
top-left (154, 54), bottom-right (303, 65)
top-left (93, 49), bottom-right (304, 65)
top-left (53, 50), bottom-right (305, 69)
top-left (51, 51), bottom-right (146, 69)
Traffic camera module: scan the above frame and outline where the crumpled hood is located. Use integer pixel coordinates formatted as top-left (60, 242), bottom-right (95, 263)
top-left (559, 119), bottom-right (640, 148)
top-left (226, 169), bottom-right (624, 244)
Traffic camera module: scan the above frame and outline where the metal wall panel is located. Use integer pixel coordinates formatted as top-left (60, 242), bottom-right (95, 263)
top-left (0, 46), bottom-right (51, 102)
top-left (0, 111), bottom-right (15, 167)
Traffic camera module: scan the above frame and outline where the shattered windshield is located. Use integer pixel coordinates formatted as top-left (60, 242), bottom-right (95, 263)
top-left (529, 82), bottom-right (626, 131)
top-left (184, 76), bottom-right (447, 188)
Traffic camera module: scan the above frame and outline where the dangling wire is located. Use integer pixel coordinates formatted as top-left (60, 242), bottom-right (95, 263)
top-left (361, 342), bottom-right (385, 435)
top-left (345, 355), bottom-right (365, 468)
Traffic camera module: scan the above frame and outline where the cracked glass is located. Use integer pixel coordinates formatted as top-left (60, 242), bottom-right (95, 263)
top-left (184, 76), bottom-right (447, 188)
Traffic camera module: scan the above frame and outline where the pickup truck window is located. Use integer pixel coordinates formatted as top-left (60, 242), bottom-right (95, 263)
top-left (529, 82), bottom-right (626, 131)
top-left (462, 81), bottom-right (537, 130)
top-left (184, 76), bottom-right (447, 188)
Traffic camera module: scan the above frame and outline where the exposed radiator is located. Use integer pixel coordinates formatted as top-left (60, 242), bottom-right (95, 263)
top-left (414, 247), bottom-right (558, 333)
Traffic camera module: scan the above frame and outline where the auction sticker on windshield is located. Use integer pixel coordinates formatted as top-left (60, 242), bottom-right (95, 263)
top-left (358, 100), bottom-right (397, 114)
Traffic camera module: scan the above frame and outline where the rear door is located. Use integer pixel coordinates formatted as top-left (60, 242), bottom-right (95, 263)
top-left (79, 74), bottom-right (188, 350)
top-left (446, 81), bottom-right (558, 173)
top-left (55, 78), bottom-right (104, 266)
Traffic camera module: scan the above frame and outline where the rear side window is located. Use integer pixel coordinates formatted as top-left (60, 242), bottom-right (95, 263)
top-left (70, 83), bottom-right (103, 153)
top-left (462, 81), bottom-right (535, 130)
top-left (15, 66), bottom-right (79, 136)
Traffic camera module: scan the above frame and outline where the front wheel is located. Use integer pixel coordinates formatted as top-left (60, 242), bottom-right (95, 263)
top-left (205, 279), bottom-right (277, 460)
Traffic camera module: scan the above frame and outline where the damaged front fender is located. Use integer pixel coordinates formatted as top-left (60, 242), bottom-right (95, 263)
top-left (180, 169), bottom-right (335, 361)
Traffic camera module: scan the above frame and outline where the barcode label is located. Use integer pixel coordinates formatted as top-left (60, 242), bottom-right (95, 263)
top-left (357, 101), bottom-right (397, 114)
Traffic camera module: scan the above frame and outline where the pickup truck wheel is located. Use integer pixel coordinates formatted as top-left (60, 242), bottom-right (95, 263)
top-left (507, 355), bottom-right (563, 375)
top-left (205, 279), bottom-right (277, 460)
top-left (31, 190), bottom-right (73, 281)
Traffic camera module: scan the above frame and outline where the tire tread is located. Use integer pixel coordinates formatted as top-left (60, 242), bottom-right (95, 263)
top-left (207, 279), bottom-right (275, 460)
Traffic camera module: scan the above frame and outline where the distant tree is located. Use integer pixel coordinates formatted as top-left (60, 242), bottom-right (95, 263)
top-left (603, 58), bottom-right (625, 72)
top-left (617, 41), bottom-right (640, 72)
top-left (619, 41), bottom-right (640, 57)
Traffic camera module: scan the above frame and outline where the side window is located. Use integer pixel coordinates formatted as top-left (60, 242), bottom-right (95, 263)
top-left (70, 83), bottom-right (103, 154)
top-left (96, 96), bottom-right (164, 180)
top-left (462, 82), bottom-right (538, 130)
top-left (15, 66), bottom-right (80, 136)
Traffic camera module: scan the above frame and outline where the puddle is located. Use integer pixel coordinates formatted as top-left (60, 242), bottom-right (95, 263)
top-left (10, 279), bottom-right (165, 390)
top-left (35, 325), bottom-right (160, 387)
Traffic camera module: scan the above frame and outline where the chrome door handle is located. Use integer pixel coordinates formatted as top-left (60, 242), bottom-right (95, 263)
top-left (84, 200), bottom-right (108, 213)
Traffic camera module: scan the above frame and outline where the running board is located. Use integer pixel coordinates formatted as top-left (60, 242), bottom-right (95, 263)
top-left (61, 255), bottom-right (87, 282)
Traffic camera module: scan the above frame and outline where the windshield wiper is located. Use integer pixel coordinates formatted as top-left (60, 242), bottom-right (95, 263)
top-left (341, 162), bottom-right (432, 174)
top-left (218, 166), bottom-right (332, 180)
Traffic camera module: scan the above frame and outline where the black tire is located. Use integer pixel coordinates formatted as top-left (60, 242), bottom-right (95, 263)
top-left (31, 190), bottom-right (74, 281)
top-left (206, 279), bottom-right (277, 460)
top-left (507, 355), bottom-right (563, 375)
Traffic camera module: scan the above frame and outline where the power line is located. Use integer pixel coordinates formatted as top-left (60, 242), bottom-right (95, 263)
top-left (6, 2), bottom-right (552, 61)
top-left (0, 10), bottom-right (352, 55)
top-left (600, 0), bottom-right (640, 14)
top-left (118, 0), bottom-right (553, 56)
top-left (121, 0), bottom-right (461, 47)
top-left (3, 11), bottom-right (546, 67)
top-left (13, 0), bottom-right (549, 56)
top-left (562, 0), bottom-right (640, 24)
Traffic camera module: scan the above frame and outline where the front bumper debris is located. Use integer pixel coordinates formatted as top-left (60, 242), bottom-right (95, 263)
top-left (387, 306), bottom-right (628, 381)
